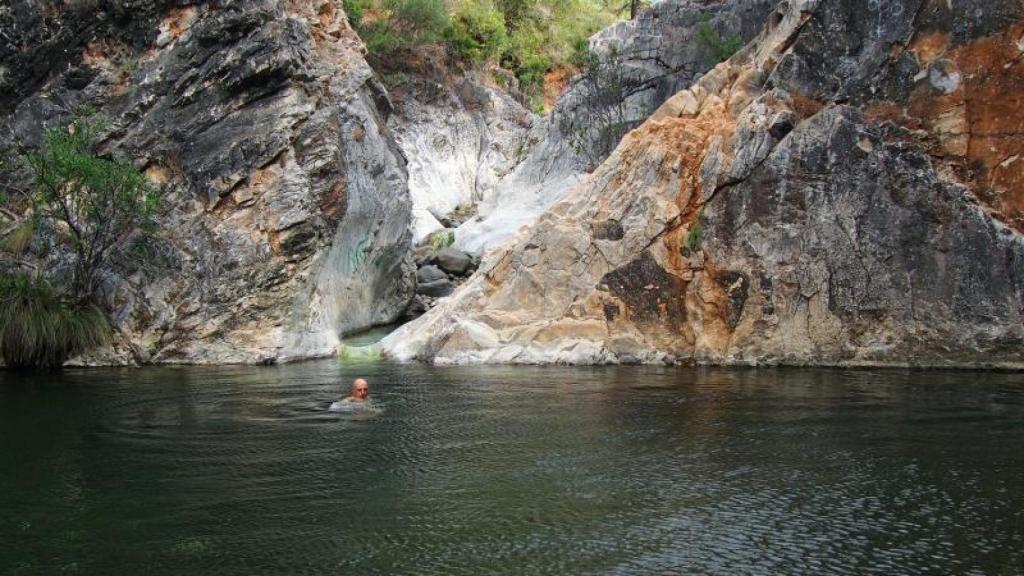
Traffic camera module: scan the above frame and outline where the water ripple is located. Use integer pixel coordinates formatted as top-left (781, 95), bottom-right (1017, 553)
top-left (1, 363), bottom-right (1023, 575)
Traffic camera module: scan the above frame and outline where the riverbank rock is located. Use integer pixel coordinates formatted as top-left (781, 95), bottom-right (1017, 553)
top-left (416, 265), bottom-right (448, 284)
top-left (383, 0), bottom-right (1024, 369)
top-left (405, 244), bottom-right (479, 319)
top-left (416, 279), bottom-right (455, 298)
top-left (436, 248), bottom-right (473, 275)
top-left (0, 1), bottom-right (414, 364)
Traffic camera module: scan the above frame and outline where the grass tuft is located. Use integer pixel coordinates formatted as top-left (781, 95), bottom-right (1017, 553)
top-left (428, 229), bottom-right (455, 250)
top-left (0, 274), bottom-right (110, 368)
top-left (1, 221), bottom-right (35, 254)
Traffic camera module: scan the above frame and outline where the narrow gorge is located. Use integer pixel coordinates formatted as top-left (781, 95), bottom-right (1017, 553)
top-left (2, 0), bottom-right (1022, 368)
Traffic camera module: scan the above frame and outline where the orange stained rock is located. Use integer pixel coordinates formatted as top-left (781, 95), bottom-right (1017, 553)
top-left (162, 6), bottom-right (198, 41)
top-left (908, 31), bottom-right (951, 66)
top-left (909, 23), bottom-right (1024, 230)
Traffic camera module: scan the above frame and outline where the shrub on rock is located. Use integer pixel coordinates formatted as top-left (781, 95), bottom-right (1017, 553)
top-left (0, 274), bottom-right (110, 368)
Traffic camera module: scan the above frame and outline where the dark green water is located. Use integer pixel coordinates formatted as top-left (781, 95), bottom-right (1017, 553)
top-left (1, 362), bottom-right (1023, 575)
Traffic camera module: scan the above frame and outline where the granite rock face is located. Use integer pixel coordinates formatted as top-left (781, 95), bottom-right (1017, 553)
top-left (383, 0), bottom-right (1024, 368)
top-left (451, 0), bottom-right (777, 253)
top-left (387, 71), bottom-right (538, 243)
top-left (0, 1), bottom-right (414, 364)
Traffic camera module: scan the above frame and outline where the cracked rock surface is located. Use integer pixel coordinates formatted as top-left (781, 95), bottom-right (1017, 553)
top-left (0, 0), bottom-right (414, 364)
top-left (438, 0), bottom-right (776, 253)
top-left (383, 0), bottom-right (1024, 368)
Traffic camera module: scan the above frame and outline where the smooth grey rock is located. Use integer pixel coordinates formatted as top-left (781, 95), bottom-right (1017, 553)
top-left (416, 265), bottom-right (447, 284)
top-left (436, 248), bottom-right (472, 275)
top-left (416, 279), bottom-right (454, 298)
top-left (388, 71), bottom-right (536, 243)
top-left (412, 245), bottom-right (438, 266)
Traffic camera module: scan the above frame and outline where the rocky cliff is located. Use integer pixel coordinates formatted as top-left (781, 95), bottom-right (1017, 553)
top-left (383, 0), bottom-right (1024, 368)
top-left (0, 0), bottom-right (414, 364)
top-left (399, 0), bottom-right (777, 254)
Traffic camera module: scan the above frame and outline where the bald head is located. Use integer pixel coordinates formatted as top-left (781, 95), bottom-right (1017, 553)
top-left (350, 378), bottom-right (369, 401)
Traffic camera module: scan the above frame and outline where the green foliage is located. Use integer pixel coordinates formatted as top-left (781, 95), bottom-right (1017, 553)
top-left (23, 117), bottom-right (159, 298)
top-left (498, 0), bottom-right (618, 96)
top-left (0, 274), bottom-right (110, 368)
top-left (515, 55), bottom-right (551, 93)
top-left (343, 0), bottom-right (372, 24)
top-left (685, 216), bottom-right (703, 252)
top-left (1, 221), bottom-right (34, 255)
top-left (499, 23), bottom-right (547, 92)
top-left (569, 35), bottom-right (592, 67)
top-left (445, 0), bottom-right (508, 64)
top-left (428, 229), bottom-right (455, 250)
top-left (345, 0), bottom-right (451, 56)
top-left (495, 0), bottom-right (532, 30)
top-left (344, 0), bottom-right (621, 101)
top-left (696, 12), bottom-right (743, 65)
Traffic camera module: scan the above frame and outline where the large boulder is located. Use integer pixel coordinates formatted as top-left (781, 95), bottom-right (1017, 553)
top-left (416, 265), bottom-right (448, 284)
top-left (436, 248), bottom-right (472, 275)
top-left (416, 279), bottom-right (454, 298)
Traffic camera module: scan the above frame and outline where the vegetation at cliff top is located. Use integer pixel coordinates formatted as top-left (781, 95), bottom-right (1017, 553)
top-left (345, 0), bottom-right (637, 104)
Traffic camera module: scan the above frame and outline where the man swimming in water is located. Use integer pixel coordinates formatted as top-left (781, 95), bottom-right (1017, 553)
top-left (329, 378), bottom-right (370, 411)
top-left (347, 378), bottom-right (370, 402)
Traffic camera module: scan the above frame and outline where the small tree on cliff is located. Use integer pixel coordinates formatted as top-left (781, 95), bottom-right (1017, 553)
top-left (0, 117), bottom-right (154, 367)
top-left (21, 118), bottom-right (159, 300)
top-left (557, 49), bottom-right (641, 170)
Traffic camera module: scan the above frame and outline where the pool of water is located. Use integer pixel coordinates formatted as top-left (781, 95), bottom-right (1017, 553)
top-left (1, 362), bottom-right (1023, 575)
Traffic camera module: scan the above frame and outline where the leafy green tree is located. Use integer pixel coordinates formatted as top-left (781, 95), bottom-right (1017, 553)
top-left (0, 117), bottom-right (160, 367)
top-left (557, 49), bottom-right (638, 169)
top-left (21, 118), bottom-right (158, 299)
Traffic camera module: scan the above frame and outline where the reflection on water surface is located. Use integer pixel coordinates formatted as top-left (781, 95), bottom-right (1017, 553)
top-left (1, 362), bottom-right (1022, 575)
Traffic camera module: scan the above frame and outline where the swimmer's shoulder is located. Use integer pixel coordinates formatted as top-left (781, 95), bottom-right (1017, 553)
top-left (328, 399), bottom-right (352, 412)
